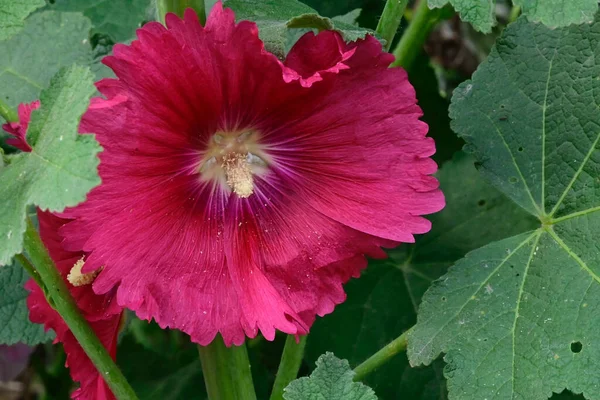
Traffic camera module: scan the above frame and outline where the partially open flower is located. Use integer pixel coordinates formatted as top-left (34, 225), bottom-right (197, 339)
top-left (2, 101), bottom-right (39, 152)
top-left (61, 2), bottom-right (444, 346)
top-left (27, 211), bottom-right (121, 400)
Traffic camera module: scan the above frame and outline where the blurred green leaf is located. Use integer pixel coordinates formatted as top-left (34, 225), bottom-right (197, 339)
top-left (119, 326), bottom-right (206, 400)
top-left (46, 0), bottom-right (153, 43)
top-left (0, 65), bottom-right (100, 265)
top-left (0, 0), bottom-right (44, 40)
top-left (0, 259), bottom-right (52, 345)
top-left (0, 11), bottom-right (94, 110)
top-left (284, 353), bottom-right (376, 400)
top-left (409, 54), bottom-right (463, 165)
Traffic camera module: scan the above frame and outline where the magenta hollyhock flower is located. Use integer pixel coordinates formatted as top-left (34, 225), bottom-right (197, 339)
top-left (2, 100), bottom-right (39, 152)
top-left (60, 2), bottom-right (444, 346)
top-left (27, 211), bottom-right (121, 400)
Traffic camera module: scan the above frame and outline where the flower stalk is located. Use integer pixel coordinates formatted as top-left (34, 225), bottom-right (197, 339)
top-left (157, 0), bottom-right (206, 25)
top-left (353, 328), bottom-right (411, 381)
top-left (391, 0), bottom-right (441, 69)
top-left (376, 0), bottom-right (410, 51)
top-left (270, 335), bottom-right (308, 400)
top-left (22, 218), bottom-right (138, 400)
top-left (198, 336), bottom-right (257, 400)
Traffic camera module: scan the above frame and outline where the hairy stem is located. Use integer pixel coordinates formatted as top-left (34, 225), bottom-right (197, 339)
top-left (157, 0), bottom-right (206, 25)
top-left (0, 98), bottom-right (18, 123)
top-left (23, 218), bottom-right (138, 400)
top-left (376, 0), bottom-right (410, 51)
top-left (391, 0), bottom-right (441, 69)
top-left (198, 336), bottom-right (257, 400)
top-left (270, 335), bottom-right (308, 400)
top-left (353, 328), bottom-right (411, 381)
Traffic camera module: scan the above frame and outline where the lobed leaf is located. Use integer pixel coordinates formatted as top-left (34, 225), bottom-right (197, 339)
top-left (429, 0), bottom-right (598, 33)
top-left (46, 0), bottom-right (154, 43)
top-left (0, 65), bottom-right (100, 265)
top-left (409, 16), bottom-right (600, 400)
top-left (284, 353), bottom-right (376, 400)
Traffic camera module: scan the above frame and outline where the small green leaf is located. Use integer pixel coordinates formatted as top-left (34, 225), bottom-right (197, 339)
top-left (0, 65), bottom-right (100, 265)
top-left (0, 259), bottom-right (53, 345)
top-left (0, 0), bottom-right (44, 40)
top-left (409, 16), bottom-right (600, 400)
top-left (429, 0), bottom-right (598, 32)
top-left (46, 0), bottom-right (154, 43)
top-left (284, 353), bottom-right (376, 400)
top-left (224, 0), bottom-right (374, 58)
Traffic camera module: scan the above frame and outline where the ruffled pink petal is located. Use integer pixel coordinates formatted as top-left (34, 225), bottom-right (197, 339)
top-left (26, 211), bottom-right (121, 400)
top-left (2, 100), bottom-right (39, 152)
top-left (281, 30), bottom-right (356, 87)
top-left (58, 2), bottom-right (443, 346)
top-left (262, 35), bottom-right (445, 243)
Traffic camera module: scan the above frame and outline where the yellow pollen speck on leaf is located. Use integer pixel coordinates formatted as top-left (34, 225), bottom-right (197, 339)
top-left (67, 258), bottom-right (101, 287)
top-left (222, 152), bottom-right (254, 198)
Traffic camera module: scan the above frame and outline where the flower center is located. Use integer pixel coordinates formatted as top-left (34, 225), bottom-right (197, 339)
top-left (199, 130), bottom-right (269, 198)
top-left (222, 152), bottom-right (254, 198)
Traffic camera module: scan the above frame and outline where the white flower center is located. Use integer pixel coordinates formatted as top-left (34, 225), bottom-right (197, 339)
top-left (199, 130), bottom-right (269, 198)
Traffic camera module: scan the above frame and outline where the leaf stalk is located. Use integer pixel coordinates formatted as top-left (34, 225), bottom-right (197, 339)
top-left (270, 335), bottom-right (308, 400)
top-left (353, 328), bottom-right (411, 381)
top-left (376, 0), bottom-right (410, 51)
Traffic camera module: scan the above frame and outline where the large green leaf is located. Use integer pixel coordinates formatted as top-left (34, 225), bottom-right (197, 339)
top-left (284, 353), bottom-right (376, 400)
top-left (0, 259), bottom-right (52, 345)
top-left (409, 16), bottom-right (600, 400)
top-left (0, 66), bottom-right (100, 265)
top-left (307, 152), bottom-right (536, 399)
top-left (0, 11), bottom-right (94, 110)
top-left (224, 0), bottom-right (374, 58)
top-left (46, 0), bottom-right (153, 43)
top-left (429, 0), bottom-right (598, 33)
top-left (0, 0), bottom-right (44, 40)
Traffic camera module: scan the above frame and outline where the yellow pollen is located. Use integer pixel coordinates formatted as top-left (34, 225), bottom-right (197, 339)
top-left (67, 258), bottom-right (101, 287)
top-left (222, 152), bottom-right (254, 198)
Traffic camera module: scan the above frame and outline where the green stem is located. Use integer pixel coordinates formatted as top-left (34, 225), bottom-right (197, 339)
top-left (270, 335), bottom-right (307, 400)
top-left (198, 336), bottom-right (257, 400)
top-left (23, 218), bottom-right (138, 400)
top-left (0, 98), bottom-right (18, 122)
top-left (376, 0), bottom-right (410, 51)
top-left (509, 5), bottom-right (521, 23)
top-left (353, 328), bottom-right (411, 381)
top-left (391, 0), bottom-right (440, 69)
top-left (157, 0), bottom-right (206, 25)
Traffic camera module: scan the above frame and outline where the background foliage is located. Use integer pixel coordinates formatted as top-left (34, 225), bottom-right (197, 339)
top-left (0, 0), bottom-right (597, 399)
